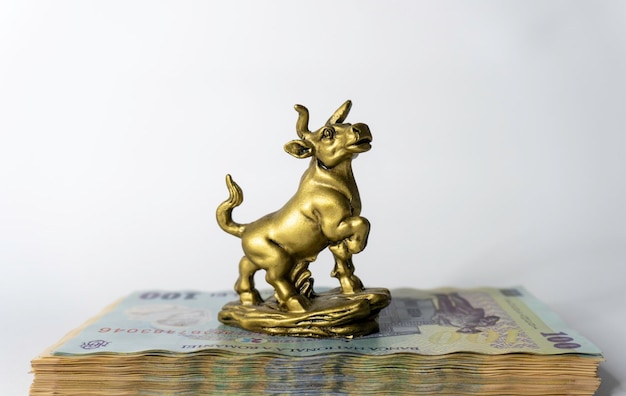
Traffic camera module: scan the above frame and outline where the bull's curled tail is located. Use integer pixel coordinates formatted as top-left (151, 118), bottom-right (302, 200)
top-left (216, 174), bottom-right (246, 238)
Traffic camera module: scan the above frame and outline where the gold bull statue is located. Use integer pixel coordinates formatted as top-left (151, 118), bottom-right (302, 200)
top-left (216, 100), bottom-right (390, 337)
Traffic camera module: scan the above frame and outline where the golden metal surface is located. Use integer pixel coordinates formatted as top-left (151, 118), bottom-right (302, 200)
top-left (216, 101), bottom-right (390, 337)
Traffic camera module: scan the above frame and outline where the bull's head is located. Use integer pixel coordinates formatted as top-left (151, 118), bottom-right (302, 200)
top-left (284, 100), bottom-right (372, 168)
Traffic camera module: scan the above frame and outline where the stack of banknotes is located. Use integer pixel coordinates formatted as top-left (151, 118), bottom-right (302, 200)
top-left (31, 287), bottom-right (603, 395)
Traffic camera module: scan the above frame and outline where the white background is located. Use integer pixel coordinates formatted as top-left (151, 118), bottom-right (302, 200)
top-left (1, 1), bottom-right (625, 394)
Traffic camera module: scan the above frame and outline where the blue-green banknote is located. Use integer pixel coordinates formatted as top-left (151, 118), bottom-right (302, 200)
top-left (49, 287), bottom-right (602, 358)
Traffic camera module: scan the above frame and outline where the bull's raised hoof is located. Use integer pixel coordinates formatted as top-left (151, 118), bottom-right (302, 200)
top-left (218, 287), bottom-right (391, 338)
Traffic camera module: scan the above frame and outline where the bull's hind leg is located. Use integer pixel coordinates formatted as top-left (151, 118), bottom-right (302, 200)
top-left (266, 265), bottom-right (311, 313)
top-left (254, 246), bottom-right (310, 313)
top-left (234, 256), bottom-right (263, 305)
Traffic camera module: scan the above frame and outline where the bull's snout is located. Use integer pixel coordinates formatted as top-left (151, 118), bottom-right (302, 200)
top-left (348, 123), bottom-right (372, 153)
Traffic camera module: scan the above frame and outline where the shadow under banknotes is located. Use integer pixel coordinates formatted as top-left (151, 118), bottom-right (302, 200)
top-left (596, 365), bottom-right (620, 396)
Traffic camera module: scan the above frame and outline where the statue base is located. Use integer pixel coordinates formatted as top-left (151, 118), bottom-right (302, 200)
top-left (218, 287), bottom-right (391, 338)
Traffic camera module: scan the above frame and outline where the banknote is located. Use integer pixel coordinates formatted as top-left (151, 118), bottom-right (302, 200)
top-left (50, 287), bottom-right (602, 358)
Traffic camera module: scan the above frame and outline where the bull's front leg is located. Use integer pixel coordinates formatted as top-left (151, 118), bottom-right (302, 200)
top-left (328, 216), bottom-right (369, 294)
top-left (329, 243), bottom-right (363, 294)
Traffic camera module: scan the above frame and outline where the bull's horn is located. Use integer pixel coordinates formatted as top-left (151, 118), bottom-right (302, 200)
top-left (326, 100), bottom-right (352, 125)
top-left (294, 104), bottom-right (310, 138)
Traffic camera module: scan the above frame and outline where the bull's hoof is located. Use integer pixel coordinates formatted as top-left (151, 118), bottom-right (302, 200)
top-left (339, 276), bottom-right (364, 294)
top-left (283, 294), bottom-right (311, 313)
top-left (238, 290), bottom-right (263, 306)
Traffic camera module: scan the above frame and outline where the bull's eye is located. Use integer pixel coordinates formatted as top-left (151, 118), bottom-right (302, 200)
top-left (321, 127), bottom-right (335, 140)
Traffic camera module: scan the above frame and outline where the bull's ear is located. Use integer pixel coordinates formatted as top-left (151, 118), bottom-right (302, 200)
top-left (284, 139), bottom-right (314, 159)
